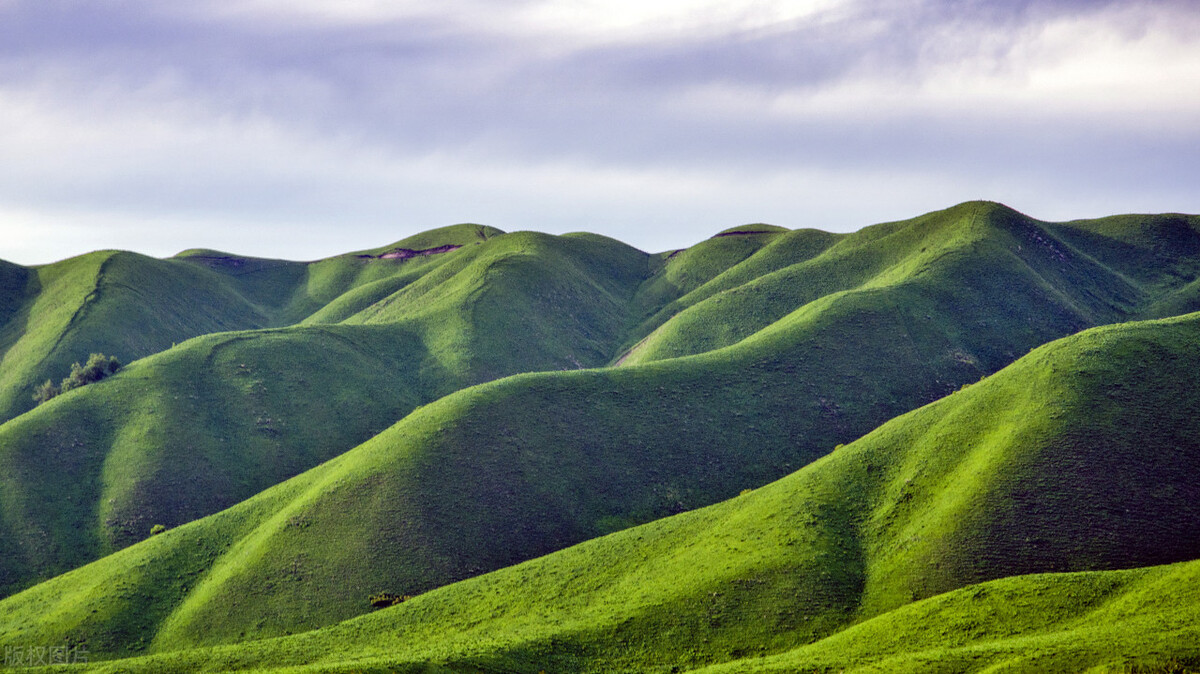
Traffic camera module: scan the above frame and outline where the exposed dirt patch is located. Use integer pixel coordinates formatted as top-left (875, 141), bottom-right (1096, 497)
top-left (712, 230), bottom-right (778, 238)
top-left (357, 244), bottom-right (463, 261)
top-left (1020, 227), bottom-right (1069, 262)
top-left (187, 255), bottom-right (246, 268)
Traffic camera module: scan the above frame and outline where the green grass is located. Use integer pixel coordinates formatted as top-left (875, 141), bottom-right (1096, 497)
top-left (2, 202), bottom-right (1199, 671)
top-left (619, 202), bottom-right (1171, 365)
top-left (0, 226), bottom-right (516, 428)
top-left (694, 562), bottom-right (1200, 673)
top-left (0, 250), bottom-right (310, 425)
top-left (10, 310), bottom-right (1200, 672)
top-left (0, 229), bottom-right (653, 598)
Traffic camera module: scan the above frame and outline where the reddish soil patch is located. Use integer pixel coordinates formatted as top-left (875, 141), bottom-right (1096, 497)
top-left (358, 244), bottom-right (463, 260)
top-left (712, 230), bottom-right (778, 238)
top-left (189, 256), bottom-right (245, 267)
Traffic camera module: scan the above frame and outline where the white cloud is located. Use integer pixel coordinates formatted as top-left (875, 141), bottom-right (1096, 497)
top-left (663, 3), bottom-right (1200, 131)
top-left (0, 67), bottom-right (969, 263)
top-left (514, 0), bottom-right (842, 40)
top-left (187, 0), bottom-right (844, 38)
top-left (182, 0), bottom-right (476, 24)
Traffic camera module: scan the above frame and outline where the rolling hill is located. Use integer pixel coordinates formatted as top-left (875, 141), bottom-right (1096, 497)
top-left (2, 203), bottom-right (1199, 614)
top-left (0, 225), bottom-right (510, 427)
top-left (0, 226), bottom-right (657, 596)
top-left (0, 201), bottom-right (1198, 666)
top-left (5, 297), bottom-right (1199, 672)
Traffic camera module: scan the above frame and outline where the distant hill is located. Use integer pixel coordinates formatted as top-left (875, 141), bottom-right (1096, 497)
top-left (6, 297), bottom-right (1200, 672)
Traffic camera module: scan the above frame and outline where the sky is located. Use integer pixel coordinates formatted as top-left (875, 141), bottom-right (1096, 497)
top-left (2, 0), bottom-right (1198, 264)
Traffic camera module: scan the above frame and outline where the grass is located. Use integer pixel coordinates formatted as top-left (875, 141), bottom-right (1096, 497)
top-left (0, 228), bottom-right (653, 598)
top-left (1, 201), bottom-right (1199, 670)
top-left (0, 251), bottom-right (280, 426)
top-left (0, 225), bottom-right (513, 427)
top-left (618, 202), bottom-right (1171, 365)
top-left (9, 310), bottom-right (1200, 672)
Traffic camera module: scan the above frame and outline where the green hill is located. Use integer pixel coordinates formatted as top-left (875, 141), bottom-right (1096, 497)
top-left (2, 202), bottom-right (1200, 670)
top-left (0, 226), bottom-right (515, 429)
top-left (7, 307), bottom-right (1200, 672)
top-left (0, 251), bottom-right (271, 425)
top-left (0, 229), bottom-right (652, 597)
top-left (619, 202), bottom-right (1199, 365)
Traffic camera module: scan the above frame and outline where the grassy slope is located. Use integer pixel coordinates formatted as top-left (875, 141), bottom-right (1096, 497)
top-left (0, 225), bottom-right (508, 429)
top-left (1045, 213), bottom-right (1200, 320)
top-left (0, 229), bottom-right (652, 599)
top-left (338, 230), bottom-right (652, 380)
top-left (621, 203), bottom-right (1200, 365)
top-left (0, 251), bottom-right (276, 424)
top-left (174, 223), bottom-right (506, 326)
top-left (5, 205), bottom-right (1200, 658)
top-left (3, 203), bottom-right (1200, 666)
top-left (21, 310), bottom-right (1200, 673)
top-left (695, 563), bottom-right (1200, 673)
top-left (615, 226), bottom-right (808, 357)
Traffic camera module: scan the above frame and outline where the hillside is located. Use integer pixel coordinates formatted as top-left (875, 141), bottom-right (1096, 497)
top-left (0, 251), bottom-right (270, 425)
top-left (0, 225), bottom-right (514, 428)
top-left (619, 203), bottom-right (1200, 365)
top-left (6, 307), bottom-right (1200, 672)
top-left (3, 203), bottom-right (1200, 607)
top-left (0, 202), bottom-right (1198, 659)
top-left (0, 228), bottom-right (653, 596)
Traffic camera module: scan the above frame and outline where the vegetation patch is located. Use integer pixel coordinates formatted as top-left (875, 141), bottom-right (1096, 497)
top-left (31, 353), bottom-right (121, 404)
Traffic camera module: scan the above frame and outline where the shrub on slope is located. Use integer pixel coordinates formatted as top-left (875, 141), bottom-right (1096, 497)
top-left (32, 352), bottom-right (122, 404)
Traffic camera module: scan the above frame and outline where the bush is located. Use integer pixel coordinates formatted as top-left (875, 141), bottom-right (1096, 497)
top-left (150, 524), bottom-right (167, 536)
top-left (60, 353), bottom-right (121, 393)
top-left (32, 353), bottom-right (122, 405)
top-left (32, 379), bottom-right (60, 404)
top-left (368, 592), bottom-right (413, 609)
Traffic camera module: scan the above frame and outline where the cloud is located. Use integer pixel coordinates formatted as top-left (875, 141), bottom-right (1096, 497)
top-left (0, 0), bottom-right (1197, 264)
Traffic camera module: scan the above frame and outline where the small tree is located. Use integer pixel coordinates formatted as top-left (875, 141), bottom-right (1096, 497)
top-left (33, 353), bottom-right (122, 405)
top-left (32, 379), bottom-right (60, 404)
top-left (59, 362), bottom-right (85, 393)
top-left (368, 592), bottom-right (413, 609)
top-left (59, 353), bottom-right (121, 393)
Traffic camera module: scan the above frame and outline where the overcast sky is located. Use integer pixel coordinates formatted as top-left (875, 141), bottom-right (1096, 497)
top-left (2, 0), bottom-right (1198, 264)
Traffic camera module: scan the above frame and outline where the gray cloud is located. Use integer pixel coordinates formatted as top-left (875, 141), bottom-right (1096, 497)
top-left (1, 0), bottom-right (1197, 263)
